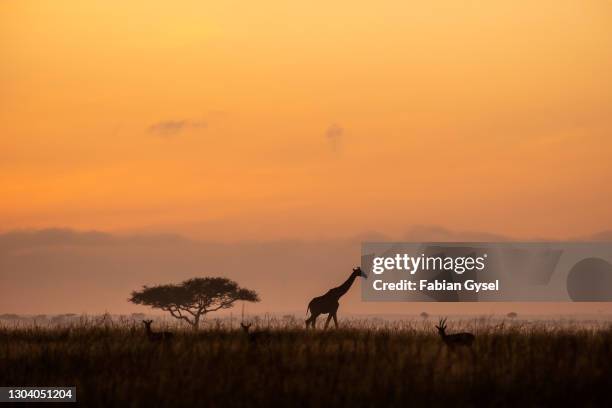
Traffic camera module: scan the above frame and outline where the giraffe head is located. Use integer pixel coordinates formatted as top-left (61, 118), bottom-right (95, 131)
top-left (353, 266), bottom-right (367, 278)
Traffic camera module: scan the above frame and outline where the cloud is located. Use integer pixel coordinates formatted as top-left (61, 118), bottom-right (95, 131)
top-left (403, 225), bottom-right (512, 242)
top-left (575, 230), bottom-right (612, 241)
top-left (0, 228), bottom-right (357, 314)
top-left (0, 228), bottom-right (187, 251)
top-left (147, 119), bottom-right (207, 137)
top-left (325, 123), bottom-right (344, 153)
top-left (403, 225), bottom-right (612, 243)
top-left (0, 228), bottom-right (115, 252)
top-left (2, 228), bottom-right (611, 316)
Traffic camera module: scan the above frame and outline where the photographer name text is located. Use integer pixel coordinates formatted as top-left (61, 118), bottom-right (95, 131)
top-left (372, 279), bottom-right (500, 292)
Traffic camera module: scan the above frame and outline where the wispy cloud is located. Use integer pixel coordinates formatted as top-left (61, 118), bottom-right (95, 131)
top-left (147, 119), bottom-right (207, 137)
top-left (325, 123), bottom-right (344, 153)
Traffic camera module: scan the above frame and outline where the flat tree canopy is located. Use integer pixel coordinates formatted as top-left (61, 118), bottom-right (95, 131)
top-left (129, 277), bottom-right (259, 329)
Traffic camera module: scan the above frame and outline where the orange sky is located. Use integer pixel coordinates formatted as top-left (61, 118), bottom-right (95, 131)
top-left (1, 0), bottom-right (612, 241)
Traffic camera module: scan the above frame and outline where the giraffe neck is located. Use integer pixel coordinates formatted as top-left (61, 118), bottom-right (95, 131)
top-left (331, 272), bottom-right (358, 299)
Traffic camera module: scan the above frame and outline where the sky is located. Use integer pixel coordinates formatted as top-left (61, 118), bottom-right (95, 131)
top-left (1, 1), bottom-right (611, 315)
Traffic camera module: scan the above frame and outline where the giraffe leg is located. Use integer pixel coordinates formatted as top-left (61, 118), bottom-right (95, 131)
top-left (324, 314), bottom-right (333, 329)
top-left (309, 314), bottom-right (319, 329)
top-left (332, 313), bottom-right (338, 328)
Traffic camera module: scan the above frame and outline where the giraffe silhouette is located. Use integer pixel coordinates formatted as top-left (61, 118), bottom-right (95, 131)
top-left (305, 266), bottom-right (367, 329)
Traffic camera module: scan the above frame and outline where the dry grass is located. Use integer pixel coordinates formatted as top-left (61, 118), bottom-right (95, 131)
top-left (1, 318), bottom-right (611, 407)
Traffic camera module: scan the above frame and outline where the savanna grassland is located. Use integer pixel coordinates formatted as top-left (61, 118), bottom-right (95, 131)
top-left (1, 318), bottom-right (611, 407)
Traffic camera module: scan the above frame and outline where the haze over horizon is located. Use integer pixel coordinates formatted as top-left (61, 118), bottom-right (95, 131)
top-left (2, 226), bottom-right (612, 317)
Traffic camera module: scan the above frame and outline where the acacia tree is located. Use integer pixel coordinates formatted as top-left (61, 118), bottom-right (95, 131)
top-left (129, 277), bottom-right (259, 330)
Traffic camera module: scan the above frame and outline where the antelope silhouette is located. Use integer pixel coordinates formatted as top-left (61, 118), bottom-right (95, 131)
top-left (240, 322), bottom-right (271, 344)
top-left (435, 318), bottom-right (474, 349)
top-left (142, 320), bottom-right (173, 342)
top-left (305, 266), bottom-right (367, 329)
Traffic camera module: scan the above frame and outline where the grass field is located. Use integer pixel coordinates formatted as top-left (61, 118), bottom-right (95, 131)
top-left (1, 318), bottom-right (611, 407)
